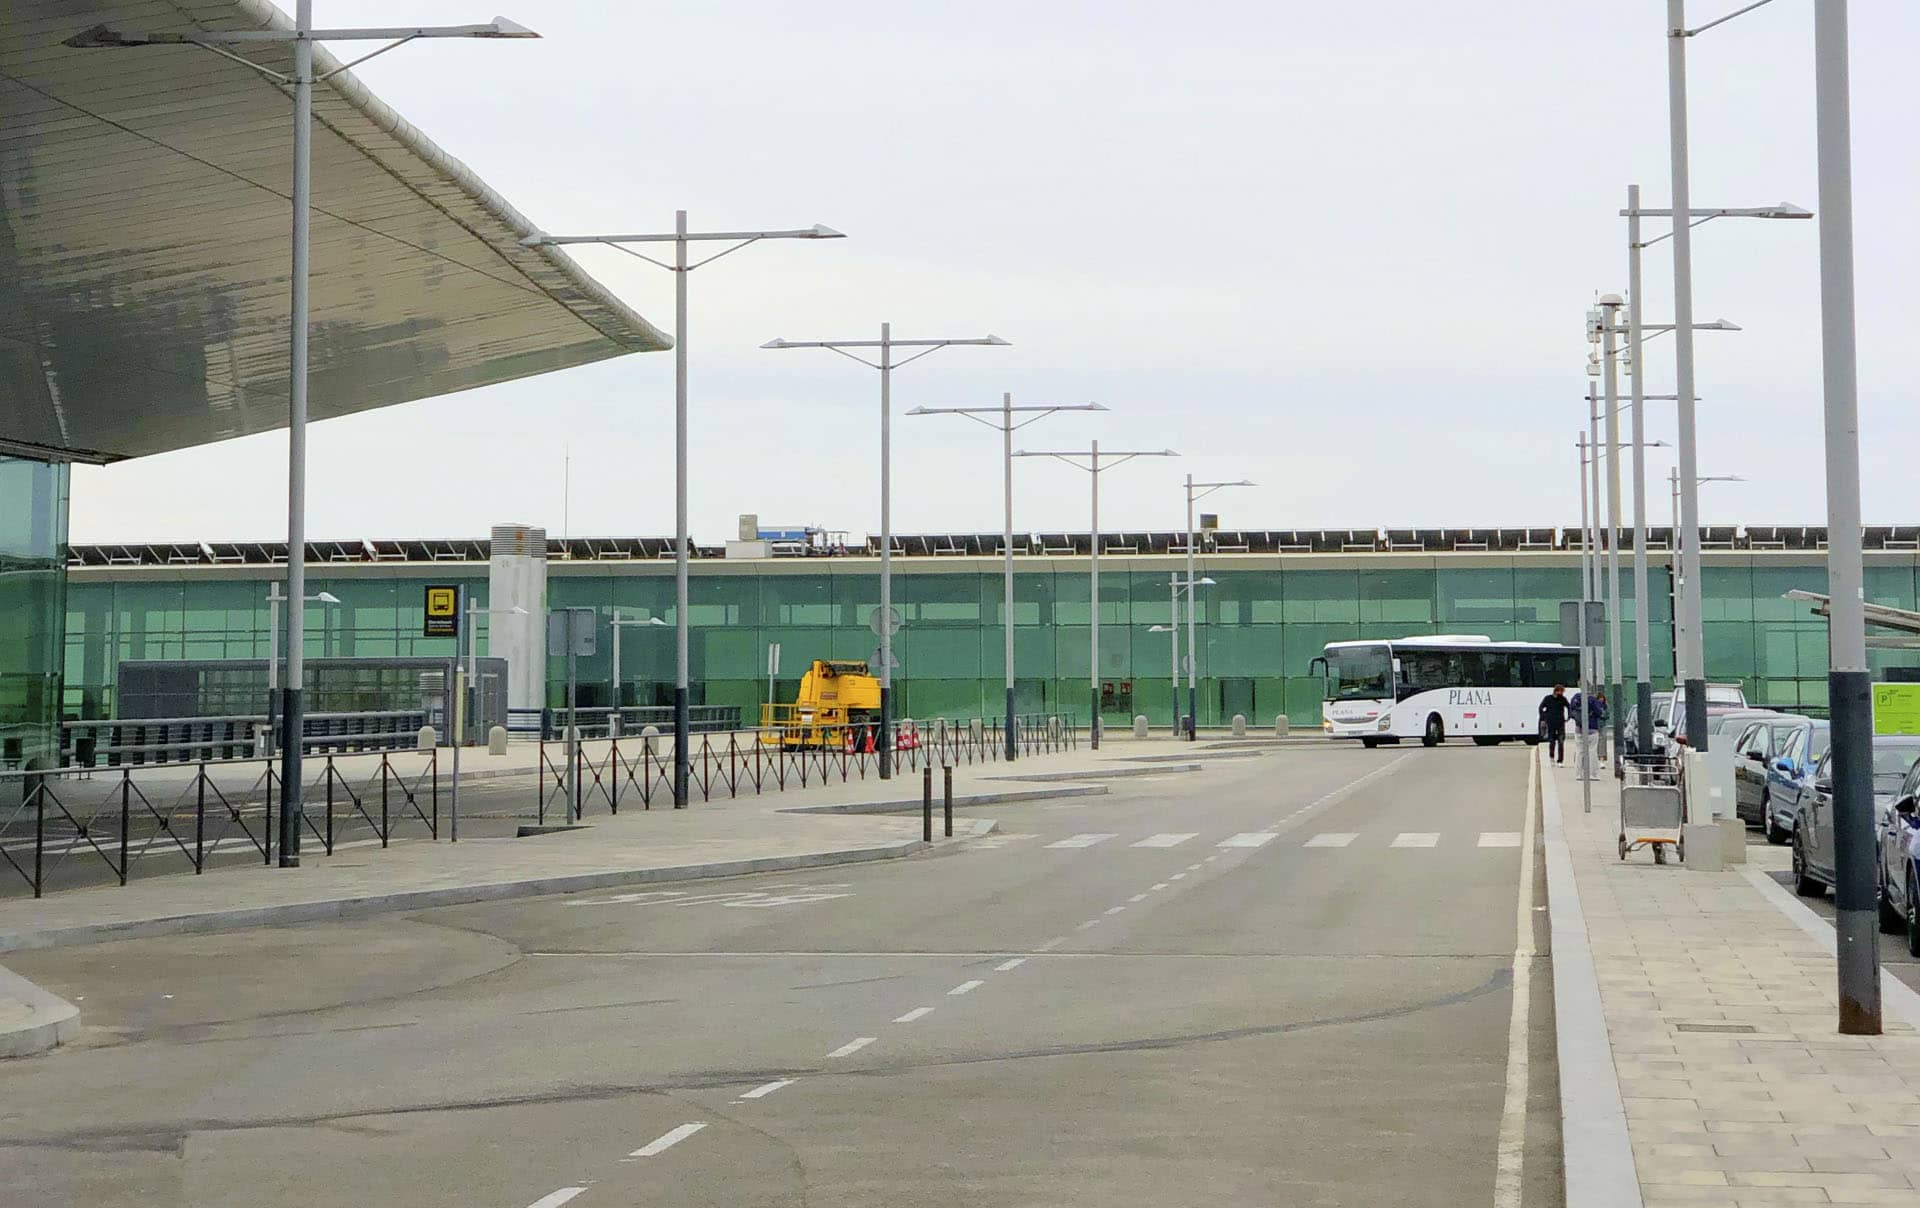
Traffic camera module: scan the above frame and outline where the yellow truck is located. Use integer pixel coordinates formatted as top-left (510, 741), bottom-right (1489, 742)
top-left (760, 660), bottom-right (882, 750)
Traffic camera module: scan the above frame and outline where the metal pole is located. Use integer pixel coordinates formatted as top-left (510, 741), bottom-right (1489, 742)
top-left (1671, 468), bottom-right (1686, 683)
top-left (1002, 392), bottom-right (1017, 761)
top-left (611, 607), bottom-right (622, 710)
top-left (879, 323), bottom-right (895, 779)
top-left (1587, 387), bottom-right (1603, 693)
top-left (567, 610), bottom-right (579, 822)
top-left (1577, 434), bottom-right (1595, 807)
top-left (277, 0), bottom-right (313, 868)
top-left (1628, 184), bottom-right (1655, 754)
top-left (1185, 475), bottom-right (1198, 740)
top-left (1814, 0), bottom-right (1878, 1036)
top-left (1667, 0), bottom-right (1710, 752)
top-left (1602, 298), bottom-right (1626, 771)
top-left (1170, 577), bottom-right (1181, 733)
top-left (1089, 440), bottom-right (1101, 749)
top-left (450, 584), bottom-right (463, 842)
top-left (266, 589), bottom-right (280, 758)
top-left (672, 210), bottom-right (692, 808)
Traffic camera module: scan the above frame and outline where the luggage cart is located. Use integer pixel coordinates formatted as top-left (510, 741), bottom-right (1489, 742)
top-left (1619, 753), bottom-right (1685, 864)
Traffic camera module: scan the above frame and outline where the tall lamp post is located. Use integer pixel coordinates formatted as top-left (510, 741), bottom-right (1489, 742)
top-left (609, 609), bottom-right (669, 714)
top-left (522, 215), bottom-right (844, 807)
top-left (1015, 443), bottom-right (1178, 749)
top-left (763, 328), bottom-right (1011, 778)
top-left (264, 587), bottom-right (339, 757)
top-left (66, 6), bottom-right (539, 867)
top-left (1182, 478), bottom-right (1253, 739)
top-left (1661, 0), bottom-right (1813, 752)
top-left (1150, 619), bottom-right (1180, 733)
top-left (1667, 469), bottom-right (1745, 690)
top-left (1811, 0), bottom-right (1876, 1034)
top-left (906, 395), bottom-right (1103, 760)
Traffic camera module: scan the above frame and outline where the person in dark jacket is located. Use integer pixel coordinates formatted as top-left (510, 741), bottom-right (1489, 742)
top-left (1539, 684), bottom-right (1572, 763)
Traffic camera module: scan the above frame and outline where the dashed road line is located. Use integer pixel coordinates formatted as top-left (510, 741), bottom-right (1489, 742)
top-left (1391, 832), bottom-right (1440, 848)
top-left (1077, 919), bottom-right (1101, 930)
top-left (525, 1189), bottom-right (588, 1208)
top-left (1132, 832), bottom-right (1198, 847)
top-left (739, 1079), bottom-right (794, 1101)
top-left (1150, 882), bottom-right (1170, 891)
top-left (1036, 937), bottom-right (1067, 951)
top-left (826, 1037), bottom-right (876, 1058)
top-left (994, 957), bottom-right (1027, 972)
top-left (1104, 905), bottom-right (1126, 916)
top-left (1045, 832), bottom-right (1118, 849)
top-left (1128, 893), bottom-right (1148, 903)
top-left (1186, 862), bottom-right (1205, 871)
top-left (1303, 832), bottom-right (1358, 848)
top-left (1479, 831), bottom-right (1522, 848)
top-left (1219, 831), bottom-right (1278, 848)
top-left (1170, 872), bottom-right (1187, 880)
top-left (893, 1006), bottom-right (934, 1023)
top-left (629, 1122), bottom-right (706, 1158)
top-left (948, 979), bottom-right (985, 996)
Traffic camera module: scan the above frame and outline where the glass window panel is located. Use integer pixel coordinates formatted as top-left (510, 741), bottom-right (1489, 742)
top-left (1359, 569), bottom-right (1434, 626)
top-left (1281, 571), bottom-right (1359, 624)
top-left (1437, 568), bottom-right (1515, 629)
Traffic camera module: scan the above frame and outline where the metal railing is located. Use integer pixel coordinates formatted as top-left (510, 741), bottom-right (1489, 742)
top-left (506, 705), bottom-right (741, 740)
top-left (537, 712), bottom-right (1079, 821)
top-left (0, 749), bottom-right (438, 898)
top-left (58, 711), bottom-right (430, 767)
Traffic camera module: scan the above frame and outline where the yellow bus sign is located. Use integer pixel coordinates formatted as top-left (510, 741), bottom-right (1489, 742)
top-left (424, 585), bottom-right (459, 638)
top-left (1872, 683), bottom-right (1920, 736)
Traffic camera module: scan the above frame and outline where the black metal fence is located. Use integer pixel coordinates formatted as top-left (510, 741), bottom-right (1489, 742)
top-left (0, 750), bottom-right (438, 899)
top-left (536, 713), bottom-right (1079, 822)
top-left (57, 711), bottom-right (430, 767)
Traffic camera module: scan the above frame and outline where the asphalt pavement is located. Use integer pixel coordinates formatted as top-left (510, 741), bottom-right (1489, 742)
top-left (0, 744), bottom-right (1562, 1207)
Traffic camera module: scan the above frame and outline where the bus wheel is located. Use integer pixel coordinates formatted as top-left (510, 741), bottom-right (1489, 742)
top-left (1361, 737), bottom-right (1380, 749)
top-left (1422, 715), bottom-right (1444, 747)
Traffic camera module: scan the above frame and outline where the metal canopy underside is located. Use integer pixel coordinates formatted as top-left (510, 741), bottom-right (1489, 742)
top-left (0, 0), bottom-right (669, 464)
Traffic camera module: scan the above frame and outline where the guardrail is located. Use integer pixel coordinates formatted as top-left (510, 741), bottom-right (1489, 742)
top-left (505, 705), bottom-right (741, 741)
top-left (0, 749), bottom-right (439, 898)
top-left (536, 712), bottom-right (1078, 821)
top-left (57, 711), bottom-right (430, 767)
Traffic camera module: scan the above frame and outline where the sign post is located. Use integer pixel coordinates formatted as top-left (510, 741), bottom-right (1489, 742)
top-left (547, 608), bottom-right (597, 821)
top-left (765, 642), bottom-right (782, 728)
top-left (1873, 684), bottom-right (1920, 736)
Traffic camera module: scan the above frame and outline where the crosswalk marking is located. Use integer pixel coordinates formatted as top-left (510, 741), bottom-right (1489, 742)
top-left (1045, 833), bottom-right (1118, 849)
top-left (1303, 832), bottom-right (1358, 848)
top-left (1478, 832), bottom-right (1522, 848)
top-left (1391, 832), bottom-right (1440, 848)
top-left (1132, 832), bottom-right (1198, 848)
top-left (1219, 832), bottom-right (1278, 848)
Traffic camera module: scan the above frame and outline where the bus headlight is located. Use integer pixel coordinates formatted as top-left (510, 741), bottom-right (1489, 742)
top-left (1377, 716), bottom-right (1392, 731)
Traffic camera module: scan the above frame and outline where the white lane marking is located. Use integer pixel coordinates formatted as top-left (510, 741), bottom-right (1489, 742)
top-left (893, 1006), bottom-right (934, 1023)
top-left (1128, 893), bottom-right (1148, 903)
top-left (1186, 862), bottom-right (1204, 871)
top-left (1077, 919), bottom-right (1101, 930)
top-left (1104, 906), bottom-right (1126, 916)
top-left (826, 1037), bottom-right (876, 1058)
top-left (948, 979), bottom-right (985, 996)
top-left (739, 1079), bottom-right (794, 1101)
top-left (1479, 831), bottom-right (1522, 848)
top-left (1203, 854), bottom-right (1220, 863)
top-left (1219, 831), bottom-right (1278, 848)
top-left (994, 957), bottom-right (1027, 972)
top-left (1045, 832), bottom-right (1118, 849)
top-left (629, 1122), bottom-right (707, 1157)
top-left (1391, 832), bottom-right (1440, 848)
top-left (1131, 832), bottom-right (1198, 848)
top-left (1036, 937), bottom-right (1067, 952)
top-left (1494, 752), bottom-right (1543, 1208)
top-left (1150, 882), bottom-right (1170, 891)
top-left (1303, 832), bottom-right (1358, 848)
top-left (525, 1190), bottom-right (588, 1208)
top-left (1170, 873), bottom-right (1187, 881)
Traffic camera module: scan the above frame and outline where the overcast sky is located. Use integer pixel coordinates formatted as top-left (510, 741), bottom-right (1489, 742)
top-left (67, 1), bottom-right (1920, 545)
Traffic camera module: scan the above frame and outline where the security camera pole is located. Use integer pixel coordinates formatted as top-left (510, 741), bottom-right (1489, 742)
top-left (522, 216), bottom-right (844, 806)
top-left (65, 5), bottom-right (538, 864)
top-left (907, 395), bottom-right (1104, 760)
top-left (1015, 443), bottom-right (1178, 749)
top-left (763, 329), bottom-right (1011, 778)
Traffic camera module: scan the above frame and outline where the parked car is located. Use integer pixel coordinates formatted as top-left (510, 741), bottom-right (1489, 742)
top-left (1732, 714), bottom-right (1815, 837)
top-left (1762, 719), bottom-right (1829, 845)
top-left (1656, 682), bottom-right (1749, 751)
top-left (1792, 734), bottom-right (1920, 899)
top-left (1623, 691), bottom-right (1672, 757)
top-left (1878, 758), bottom-right (1920, 955)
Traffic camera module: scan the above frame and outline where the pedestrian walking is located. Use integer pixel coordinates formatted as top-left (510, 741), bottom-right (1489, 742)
top-left (1539, 684), bottom-right (1572, 764)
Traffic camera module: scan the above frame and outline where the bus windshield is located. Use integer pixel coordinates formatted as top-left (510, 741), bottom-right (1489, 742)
top-left (1325, 645), bottom-right (1392, 701)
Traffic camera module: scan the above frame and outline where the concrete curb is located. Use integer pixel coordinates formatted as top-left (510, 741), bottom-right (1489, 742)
top-left (779, 785), bottom-right (1109, 815)
top-left (983, 764), bottom-right (1201, 782)
top-left (1540, 750), bottom-right (1645, 1208)
top-left (1741, 866), bottom-right (1920, 1032)
top-left (0, 820), bottom-right (997, 957)
top-left (0, 962), bottom-right (80, 1059)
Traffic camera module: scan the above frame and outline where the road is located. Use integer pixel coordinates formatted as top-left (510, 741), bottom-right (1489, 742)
top-left (0, 745), bottom-right (1562, 1207)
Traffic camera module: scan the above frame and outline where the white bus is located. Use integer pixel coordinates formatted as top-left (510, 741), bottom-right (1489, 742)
top-left (1311, 635), bottom-right (1583, 748)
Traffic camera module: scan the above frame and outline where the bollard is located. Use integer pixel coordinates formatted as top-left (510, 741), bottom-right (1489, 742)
top-left (640, 724), bottom-right (661, 756)
top-left (1132, 714), bottom-right (1149, 739)
top-left (609, 714), bottom-right (621, 740)
top-left (252, 724), bottom-right (271, 759)
top-left (488, 725), bottom-right (508, 756)
top-left (943, 764), bottom-right (953, 837)
top-left (1231, 713), bottom-right (1247, 737)
top-left (1274, 714), bottom-right (1290, 738)
top-left (417, 725), bottom-right (437, 749)
top-left (923, 766), bottom-right (933, 842)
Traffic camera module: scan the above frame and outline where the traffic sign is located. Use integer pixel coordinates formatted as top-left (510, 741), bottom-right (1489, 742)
top-left (547, 608), bottom-right (597, 657)
top-left (1874, 683), bottom-right (1920, 736)
top-left (1558, 600), bottom-right (1605, 646)
top-left (424, 585), bottom-right (459, 638)
top-left (868, 605), bottom-right (902, 637)
top-left (869, 645), bottom-right (901, 673)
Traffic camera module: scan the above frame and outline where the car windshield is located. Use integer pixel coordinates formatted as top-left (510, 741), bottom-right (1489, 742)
top-left (1705, 685), bottom-right (1746, 706)
top-left (1871, 741), bottom-right (1920, 792)
top-left (1809, 727), bottom-right (1831, 761)
top-left (1324, 645), bottom-right (1391, 701)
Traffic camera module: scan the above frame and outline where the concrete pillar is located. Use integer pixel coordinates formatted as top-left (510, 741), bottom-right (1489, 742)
top-left (640, 724), bottom-right (661, 755)
top-left (488, 523), bottom-right (548, 712)
top-left (416, 725), bottom-right (437, 749)
top-left (1274, 715), bottom-right (1290, 738)
top-left (1681, 823), bottom-right (1724, 872)
top-left (487, 725), bottom-right (508, 755)
top-left (1231, 713), bottom-right (1247, 736)
top-left (1717, 816), bottom-right (1747, 865)
top-left (1132, 714), bottom-right (1149, 738)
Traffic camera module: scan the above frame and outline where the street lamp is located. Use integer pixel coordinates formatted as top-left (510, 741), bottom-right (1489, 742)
top-left (1182, 479), bottom-right (1252, 740)
top-left (1667, 470), bottom-right (1745, 689)
top-left (1658, 0), bottom-right (1813, 755)
top-left (1149, 621), bottom-right (1179, 734)
top-left (610, 609), bottom-right (669, 714)
top-left (67, 4), bottom-right (538, 867)
top-left (522, 216), bottom-right (844, 807)
top-left (907, 396), bottom-right (1103, 759)
top-left (764, 329), bottom-right (1011, 778)
top-left (1015, 443), bottom-right (1178, 749)
top-left (263, 587), bottom-right (340, 757)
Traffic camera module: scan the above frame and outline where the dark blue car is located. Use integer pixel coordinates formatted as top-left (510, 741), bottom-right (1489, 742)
top-left (1763, 718), bottom-right (1829, 845)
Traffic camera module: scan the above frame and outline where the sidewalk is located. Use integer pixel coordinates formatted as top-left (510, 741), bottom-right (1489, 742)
top-left (1545, 750), bottom-right (1920, 1207)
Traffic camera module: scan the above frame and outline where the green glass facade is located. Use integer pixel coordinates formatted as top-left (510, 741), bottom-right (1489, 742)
top-left (58, 552), bottom-right (1915, 731)
top-left (1, 457), bottom-right (70, 767)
